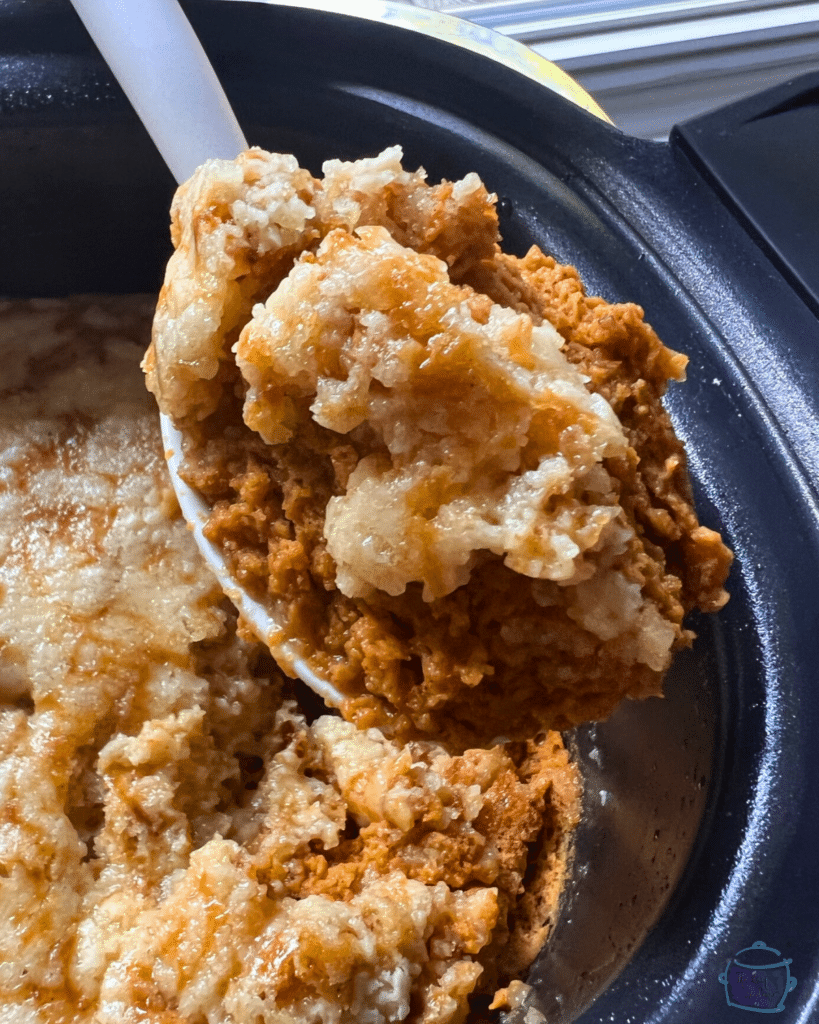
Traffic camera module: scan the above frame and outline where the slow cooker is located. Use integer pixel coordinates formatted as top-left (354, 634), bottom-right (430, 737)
top-left (2, 2), bottom-right (818, 1021)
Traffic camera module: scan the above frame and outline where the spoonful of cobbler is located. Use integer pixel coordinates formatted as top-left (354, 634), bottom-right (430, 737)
top-left (144, 144), bottom-right (731, 746)
top-left (72, 0), bottom-right (731, 740)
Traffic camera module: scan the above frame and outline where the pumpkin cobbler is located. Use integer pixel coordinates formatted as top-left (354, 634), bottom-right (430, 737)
top-left (0, 145), bottom-right (730, 1024)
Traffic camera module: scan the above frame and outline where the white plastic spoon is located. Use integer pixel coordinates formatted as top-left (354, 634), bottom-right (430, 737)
top-left (70, 0), bottom-right (346, 707)
top-left (70, 0), bottom-right (247, 182)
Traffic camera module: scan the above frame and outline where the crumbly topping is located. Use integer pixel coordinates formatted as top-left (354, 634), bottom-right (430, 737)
top-left (236, 224), bottom-right (628, 603)
top-left (146, 150), bottom-right (319, 422)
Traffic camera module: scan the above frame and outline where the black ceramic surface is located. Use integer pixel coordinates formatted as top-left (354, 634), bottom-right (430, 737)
top-left (673, 70), bottom-right (819, 317)
top-left (1, 2), bottom-right (818, 1022)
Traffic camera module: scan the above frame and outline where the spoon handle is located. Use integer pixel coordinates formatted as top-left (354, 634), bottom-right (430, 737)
top-left (70, 0), bottom-right (248, 184)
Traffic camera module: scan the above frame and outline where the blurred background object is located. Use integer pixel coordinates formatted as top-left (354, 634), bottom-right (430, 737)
top-left (402, 0), bottom-right (819, 138)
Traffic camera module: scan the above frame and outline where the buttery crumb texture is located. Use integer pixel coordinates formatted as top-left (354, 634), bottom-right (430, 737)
top-left (0, 298), bottom-right (579, 1023)
top-left (145, 146), bottom-right (732, 746)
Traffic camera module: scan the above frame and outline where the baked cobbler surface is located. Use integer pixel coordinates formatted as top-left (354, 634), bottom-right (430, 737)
top-left (0, 297), bottom-right (579, 1023)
